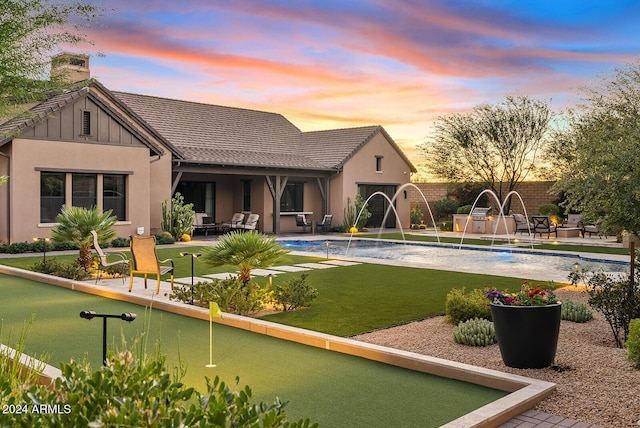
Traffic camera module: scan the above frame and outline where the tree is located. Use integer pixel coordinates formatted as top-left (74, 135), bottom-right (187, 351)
top-left (551, 60), bottom-right (640, 237)
top-left (202, 231), bottom-right (290, 288)
top-left (50, 205), bottom-right (117, 270)
top-left (0, 0), bottom-right (104, 118)
top-left (420, 96), bottom-right (552, 211)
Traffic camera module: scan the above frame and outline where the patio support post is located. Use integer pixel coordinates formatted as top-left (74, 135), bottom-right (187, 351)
top-left (266, 175), bottom-right (288, 235)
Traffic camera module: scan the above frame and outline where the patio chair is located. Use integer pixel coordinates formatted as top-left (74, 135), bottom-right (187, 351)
top-left (295, 214), bottom-right (313, 233)
top-left (193, 212), bottom-right (217, 236)
top-left (234, 213), bottom-right (260, 231)
top-left (512, 214), bottom-right (532, 235)
top-left (580, 221), bottom-right (602, 238)
top-left (565, 214), bottom-right (583, 228)
top-left (220, 213), bottom-right (245, 233)
top-left (129, 235), bottom-right (174, 294)
top-left (531, 216), bottom-right (557, 238)
top-left (316, 214), bottom-right (333, 232)
top-left (91, 230), bottom-right (128, 284)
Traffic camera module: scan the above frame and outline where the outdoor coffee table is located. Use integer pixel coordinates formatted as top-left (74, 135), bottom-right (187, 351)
top-left (557, 227), bottom-right (581, 238)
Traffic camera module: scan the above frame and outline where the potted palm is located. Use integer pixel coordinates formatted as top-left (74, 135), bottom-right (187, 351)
top-left (485, 282), bottom-right (561, 369)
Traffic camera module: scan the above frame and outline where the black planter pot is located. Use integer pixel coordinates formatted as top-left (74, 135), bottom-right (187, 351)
top-left (490, 302), bottom-right (562, 369)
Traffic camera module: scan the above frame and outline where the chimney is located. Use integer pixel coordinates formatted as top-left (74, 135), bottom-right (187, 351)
top-left (51, 52), bottom-right (90, 83)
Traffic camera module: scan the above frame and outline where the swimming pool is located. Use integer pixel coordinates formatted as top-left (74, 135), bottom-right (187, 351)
top-left (281, 239), bottom-right (629, 282)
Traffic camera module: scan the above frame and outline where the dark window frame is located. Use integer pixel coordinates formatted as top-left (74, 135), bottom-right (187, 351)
top-left (40, 172), bottom-right (65, 223)
top-left (280, 182), bottom-right (304, 212)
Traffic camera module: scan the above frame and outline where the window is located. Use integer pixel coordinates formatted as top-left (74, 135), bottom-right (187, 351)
top-left (81, 110), bottom-right (91, 136)
top-left (375, 155), bottom-right (383, 172)
top-left (176, 181), bottom-right (216, 217)
top-left (280, 182), bottom-right (304, 212)
top-left (72, 173), bottom-right (96, 208)
top-left (243, 180), bottom-right (251, 212)
top-left (40, 172), bottom-right (65, 223)
top-left (103, 174), bottom-right (126, 220)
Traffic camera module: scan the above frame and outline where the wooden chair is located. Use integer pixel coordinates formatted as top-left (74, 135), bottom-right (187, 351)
top-left (91, 230), bottom-right (128, 284)
top-left (531, 216), bottom-right (557, 238)
top-left (129, 235), bottom-right (174, 294)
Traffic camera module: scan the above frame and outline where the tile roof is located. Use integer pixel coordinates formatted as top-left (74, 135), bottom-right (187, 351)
top-left (112, 91), bottom-right (415, 172)
top-left (1, 80), bottom-right (415, 172)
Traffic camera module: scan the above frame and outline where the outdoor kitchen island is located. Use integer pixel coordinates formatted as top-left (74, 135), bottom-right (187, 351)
top-left (452, 208), bottom-right (516, 234)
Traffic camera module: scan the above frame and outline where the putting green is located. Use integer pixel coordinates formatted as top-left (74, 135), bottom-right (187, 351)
top-left (1, 274), bottom-right (507, 426)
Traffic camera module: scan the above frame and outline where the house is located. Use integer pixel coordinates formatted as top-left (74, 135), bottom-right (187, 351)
top-left (0, 57), bottom-right (416, 243)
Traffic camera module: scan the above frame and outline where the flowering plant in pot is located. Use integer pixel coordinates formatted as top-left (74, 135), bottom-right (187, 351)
top-left (485, 281), bottom-right (559, 306)
top-left (486, 281), bottom-right (561, 369)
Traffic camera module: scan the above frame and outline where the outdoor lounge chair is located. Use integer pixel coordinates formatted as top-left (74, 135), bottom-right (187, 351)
top-left (565, 214), bottom-right (583, 228)
top-left (316, 214), bottom-right (332, 232)
top-left (91, 230), bottom-right (128, 284)
top-left (295, 214), bottom-right (313, 233)
top-left (234, 213), bottom-right (259, 231)
top-left (193, 212), bottom-right (217, 236)
top-left (220, 213), bottom-right (245, 232)
top-left (532, 216), bottom-right (557, 238)
top-left (129, 235), bottom-right (174, 294)
top-left (512, 214), bottom-right (532, 235)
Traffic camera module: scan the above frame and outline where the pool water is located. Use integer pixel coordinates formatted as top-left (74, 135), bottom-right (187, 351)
top-left (281, 239), bottom-right (629, 282)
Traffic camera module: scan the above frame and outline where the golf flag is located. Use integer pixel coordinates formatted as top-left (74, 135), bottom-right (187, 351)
top-left (209, 301), bottom-right (222, 319)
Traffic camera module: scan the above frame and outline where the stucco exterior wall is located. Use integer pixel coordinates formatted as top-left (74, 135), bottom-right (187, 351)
top-left (337, 133), bottom-right (412, 228)
top-left (9, 138), bottom-right (152, 242)
top-left (148, 154), bottom-right (172, 236)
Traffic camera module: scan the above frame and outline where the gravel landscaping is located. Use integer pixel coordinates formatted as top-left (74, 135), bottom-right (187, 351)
top-left (353, 287), bottom-right (640, 427)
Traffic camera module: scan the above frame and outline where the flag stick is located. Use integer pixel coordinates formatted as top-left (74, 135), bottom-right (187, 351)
top-left (206, 315), bottom-right (216, 368)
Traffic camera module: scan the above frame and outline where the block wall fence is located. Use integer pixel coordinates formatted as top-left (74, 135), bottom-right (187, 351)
top-left (407, 181), bottom-right (557, 219)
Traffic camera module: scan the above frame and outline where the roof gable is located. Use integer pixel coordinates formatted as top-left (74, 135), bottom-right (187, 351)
top-left (0, 81), bottom-right (170, 157)
top-left (302, 125), bottom-right (417, 172)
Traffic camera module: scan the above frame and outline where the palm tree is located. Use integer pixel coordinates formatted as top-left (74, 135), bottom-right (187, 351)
top-left (202, 231), bottom-right (290, 288)
top-left (50, 206), bottom-right (118, 271)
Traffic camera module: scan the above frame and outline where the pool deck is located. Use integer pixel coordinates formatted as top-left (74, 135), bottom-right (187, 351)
top-left (0, 229), bottom-right (622, 427)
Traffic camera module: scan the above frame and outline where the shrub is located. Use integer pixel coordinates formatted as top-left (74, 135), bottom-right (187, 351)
top-left (111, 237), bottom-right (130, 247)
top-left (410, 203), bottom-right (424, 226)
top-left (343, 194), bottom-right (371, 230)
top-left (31, 258), bottom-right (89, 280)
top-left (453, 318), bottom-right (496, 347)
top-left (154, 234), bottom-right (176, 245)
top-left (561, 299), bottom-right (593, 323)
top-left (439, 220), bottom-right (453, 231)
top-left (571, 268), bottom-right (640, 348)
top-left (272, 273), bottom-right (318, 311)
top-left (167, 277), bottom-right (269, 316)
top-left (434, 197), bottom-right (459, 221)
top-left (538, 203), bottom-right (559, 216)
top-left (457, 205), bottom-right (472, 214)
top-left (627, 319), bottom-right (640, 368)
top-left (445, 287), bottom-right (491, 324)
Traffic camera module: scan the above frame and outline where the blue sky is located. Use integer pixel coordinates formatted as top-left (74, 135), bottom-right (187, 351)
top-left (80, 0), bottom-right (640, 166)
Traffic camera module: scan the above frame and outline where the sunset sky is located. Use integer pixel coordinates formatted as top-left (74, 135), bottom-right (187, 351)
top-left (82, 0), bottom-right (640, 170)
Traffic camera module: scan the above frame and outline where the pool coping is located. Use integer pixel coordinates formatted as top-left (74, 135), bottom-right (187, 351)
top-left (0, 264), bottom-right (556, 427)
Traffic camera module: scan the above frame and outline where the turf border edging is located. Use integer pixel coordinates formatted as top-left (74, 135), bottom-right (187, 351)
top-left (0, 264), bottom-right (555, 427)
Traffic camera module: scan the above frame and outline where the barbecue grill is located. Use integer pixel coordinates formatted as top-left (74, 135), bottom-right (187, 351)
top-left (470, 207), bottom-right (492, 220)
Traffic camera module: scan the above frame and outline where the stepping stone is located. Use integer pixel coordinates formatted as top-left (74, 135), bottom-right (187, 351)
top-left (270, 265), bottom-right (311, 272)
top-left (295, 263), bottom-right (338, 269)
top-left (251, 269), bottom-right (284, 276)
top-left (204, 273), bottom-right (237, 280)
top-left (320, 260), bottom-right (361, 266)
top-left (174, 276), bottom-right (212, 285)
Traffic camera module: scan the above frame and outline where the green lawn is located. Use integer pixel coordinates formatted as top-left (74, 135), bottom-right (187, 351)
top-left (363, 232), bottom-right (630, 255)
top-left (0, 273), bottom-right (507, 427)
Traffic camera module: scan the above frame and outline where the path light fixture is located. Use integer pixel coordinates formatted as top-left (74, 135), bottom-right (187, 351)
top-left (573, 262), bottom-right (581, 273)
top-left (180, 252), bottom-right (201, 305)
top-left (33, 237), bottom-right (50, 272)
top-left (79, 311), bottom-right (137, 365)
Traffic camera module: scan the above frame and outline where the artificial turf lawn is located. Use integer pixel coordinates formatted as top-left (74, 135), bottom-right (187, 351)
top-left (0, 273), bottom-right (507, 427)
top-left (0, 248), bottom-right (531, 337)
top-left (365, 232), bottom-right (631, 255)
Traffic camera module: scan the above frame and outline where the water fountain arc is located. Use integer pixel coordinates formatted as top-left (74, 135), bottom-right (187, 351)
top-left (379, 183), bottom-right (440, 244)
top-left (347, 191), bottom-right (404, 254)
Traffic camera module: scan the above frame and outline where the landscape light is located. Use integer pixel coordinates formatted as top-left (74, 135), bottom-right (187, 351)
top-left (180, 252), bottom-right (202, 305)
top-left (79, 310), bottom-right (137, 365)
